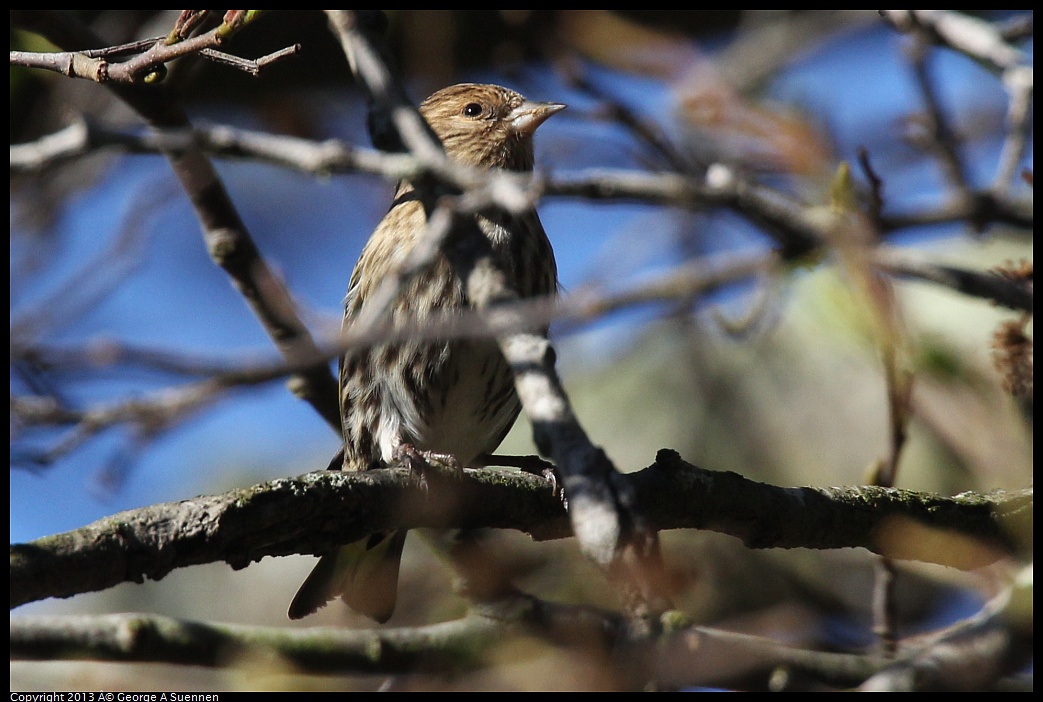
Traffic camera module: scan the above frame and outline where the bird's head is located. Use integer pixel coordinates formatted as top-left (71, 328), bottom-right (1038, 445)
top-left (420, 83), bottom-right (566, 172)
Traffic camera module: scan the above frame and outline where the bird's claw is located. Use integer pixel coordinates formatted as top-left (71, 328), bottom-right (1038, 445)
top-left (539, 465), bottom-right (567, 510)
top-left (484, 453), bottom-right (566, 509)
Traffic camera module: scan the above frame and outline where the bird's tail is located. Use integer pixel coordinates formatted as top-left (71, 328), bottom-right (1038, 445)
top-left (288, 530), bottom-right (407, 623)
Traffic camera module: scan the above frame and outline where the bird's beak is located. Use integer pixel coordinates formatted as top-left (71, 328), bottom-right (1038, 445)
top-left (509, 100), bottom-right (567, 138)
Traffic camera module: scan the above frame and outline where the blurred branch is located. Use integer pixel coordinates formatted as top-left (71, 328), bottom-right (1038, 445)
top-left (8, 236), bottom-right (1030, 473)
top-left (12, 589), bottom-right (1030, 688)
top-left (11, 339), bottom-right (276, 379)
top-left (7, 602), bottom-right (877, 687)
top-left (992, 64), bottom-right (1034, 194)
top-left (9, 610), bottom-right (516, 676)
top-left (8, 601), bottom-right (886, 687)
top-left (879, 10), bottom-right (1031, 75)
top-left (7, 248), bottom-right (774, 471)
top-left (10, 381), bottom-right (223, 467)
top-left (10, 450), bottom-right (1030, 609)
top-left (882, 9), bottom-right (1035, 207)
top-left (14, 121), bottom-right (1031, 315)
top-left (904, 33), bottom-right (974, 202)
top-left (715, 11), bottom-right (876, 93)
top-left (860, 567), bottom-right (1033, 691)
top-left (824, 164), bottom-right (914, 658)
top-left (12, 115), bottom-right (1033, 243)
top-left (9, 181), bottom-right (155, 340)
top-left (874, 247), bottom-right (1032, 313)
top-left (562, 70), bottom-right (696, 172)
top-left (9, 249), bottom-right (772, 382)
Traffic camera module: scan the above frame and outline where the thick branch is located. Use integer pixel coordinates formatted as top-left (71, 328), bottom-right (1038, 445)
top-left (10, 453), bottom-right (1029, 610)
top-left (8, 465), bottom-right (565, 610)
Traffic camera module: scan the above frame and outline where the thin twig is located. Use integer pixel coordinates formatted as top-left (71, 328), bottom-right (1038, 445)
top-left (10, 12), bottom-right (288, 84)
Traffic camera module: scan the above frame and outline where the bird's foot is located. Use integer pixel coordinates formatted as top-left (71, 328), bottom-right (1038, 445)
top-left (394, 443), bottom-right (463, 492)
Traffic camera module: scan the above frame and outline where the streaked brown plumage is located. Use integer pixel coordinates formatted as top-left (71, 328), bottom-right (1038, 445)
top-left (288, 83), bottom-right (564, 622)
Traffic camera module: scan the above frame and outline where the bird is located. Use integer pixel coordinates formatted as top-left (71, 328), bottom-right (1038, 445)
top-left (288, 83), bottom-right (565, 622)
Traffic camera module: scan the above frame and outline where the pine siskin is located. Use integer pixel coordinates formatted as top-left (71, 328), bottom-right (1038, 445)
top-left (289, 83), bottom-right (564, 622)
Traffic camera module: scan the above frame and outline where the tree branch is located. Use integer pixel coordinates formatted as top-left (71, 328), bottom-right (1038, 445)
top-left (10, 451), bottom-right (1029, 610)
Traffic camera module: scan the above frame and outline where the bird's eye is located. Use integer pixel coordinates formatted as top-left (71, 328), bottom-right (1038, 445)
top-left (462, 102), bottom-right (484, 118)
